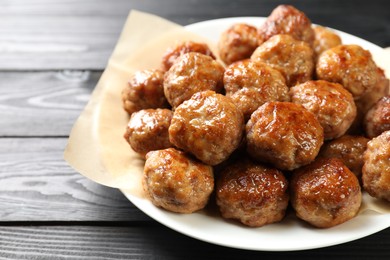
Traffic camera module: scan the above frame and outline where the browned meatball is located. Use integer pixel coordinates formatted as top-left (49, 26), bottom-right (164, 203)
top-left (143, 148), bottom-right (214, 213)
top-left (316, 45), bottom-right (379, 99)
top-left (258, 5), bottom-right (314, 45)
top-left (348, 68), bottom-right (389, 135)
top-left (362, 131), bottom-right (390, 201)
top-left (216, 158), bottom-right (289, 227)
top-left (124, 109), bottom-right (173, 157)
top-left (161, 41), bottom-right (216, 71)
top-left (164, 52), bottom-right (225, 109)
top-left (218, 23), bottom-right (260, 65)
top-left (364, 96), bottom-right (390, 138)
top-left (291, 158), bottom-right (362, 228)
top-left (251, 34), bottom-right (314, 87)
top-left (121, 69), bottom-right (168, 114)
top-left (169, 91), bottom-right (244, 166)
top-left (290, 80), bottom-right (357, 140)
top-left (313, 25), bottom-right (342, 57)
top-left (357, 67), bottom-right (389, 114)
top-left (224, 60), bottom-right (289, 120)
top-left (246, 102), bottom-right (324, 171)
top-left (319, 135), bottom-right (369, 180)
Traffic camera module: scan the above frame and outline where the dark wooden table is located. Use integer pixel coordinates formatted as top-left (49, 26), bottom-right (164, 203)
top-left (1, 0), bottom-right (389, 259)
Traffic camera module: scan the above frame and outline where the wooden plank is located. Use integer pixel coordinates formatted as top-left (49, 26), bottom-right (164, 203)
top-left (0, 138), bottom-right (148, 221)
top-left (0, 225), bottom-right (389, 259)
top-left (0, 0), bottom-right (388, 70)
top-left (0, 16), bottom-right (123, 70)
top-left (0, 71), bottom-right (98, 136)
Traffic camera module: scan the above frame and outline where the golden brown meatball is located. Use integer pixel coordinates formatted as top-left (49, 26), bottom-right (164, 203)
top-left (121, 69), bottom-right (168, 114)
top-left (316, 45), bottom-right (379, 99)
top-left (313, 25), bottom-right (342, 57)
top-left (124, 109), bottom-right (173, 157)
top-left (364, 96), bottom-right (390, 138)
top-left (251, 34), bottom-right (314, 87)
top-left (291, 158), bottom-right (362, 228)
top-left (161, 41), bottom-right (216, 71)
top-left (319, 135), bottom-right (369, 180)
top-left (258, 5), bottom-right (314, 45)
top-left (246, 102), bottom-right (324, 171)
top-left (216, 158), bottom-right (289, 227)
top-left (224, 60), bottom-right (289, 120)
top-left (169, 90), bottom-right (244, 166)
top-left (218, 23), bottom-right (260, 65)
top-left (163, 52), bottom-right (225, 109)
top-left (362, 131), bottom-right (390, 201)
top-left (290, 80), bottom-right (356, 140)
top-left (143, 148), bottom-right (214, 213)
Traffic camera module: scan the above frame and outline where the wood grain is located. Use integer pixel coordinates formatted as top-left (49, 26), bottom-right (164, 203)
top-left (0, 225), bottom-right (389, 260)
top-left (0, 0), bottom-right (388, 70)
top-left (0, 71), bottom-right (98, 136)
top-left (0, 16), bottom-right (122, 70)
top-left (0, 138), bottom-right (148, 222)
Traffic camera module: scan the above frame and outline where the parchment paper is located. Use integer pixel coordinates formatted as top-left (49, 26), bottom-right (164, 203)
top-left (63, 10), bottom-right (218, 197)
top-left (64, 10), bottom-right (390, 214)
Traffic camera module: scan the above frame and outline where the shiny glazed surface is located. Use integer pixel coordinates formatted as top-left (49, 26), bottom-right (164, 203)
top-left (218, 23), bottom-right (260, 65)
top-left (169, 90), bottom-right (244, 165)
top-left (216, 158), bottom-right (289, 227)
top-left (164, 52), bottom-right (224, 109)
top-left (362, 131), bottom-right (390, 201)
top-left (291, 158), bottom-right (362, 228)
top-left (246, 101), bottom-right (324, 170)
top-left (257, 4), bottom-right (314, 45)
top-left (144, 148), bottom-right (214, 213)
top-left (290, 80), bottom-right (356, 140)
top-left (124, 108), bottom-right (173, 157)
top-left (251, 34), bottom-right (314, 87)
top-left (121, 69), bottom-right (168, 114)
top-left (224, 60), bottom-right (289, 120)
top-left (316, 44), bottom-right (379, 99)
top-left (161, 41), bottom-right (216, 71)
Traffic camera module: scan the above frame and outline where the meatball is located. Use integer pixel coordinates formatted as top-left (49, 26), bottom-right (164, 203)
top-left (364, 96), bottom-right (390, 138)
top-left (251, 34), bottom-right (314, 87)
top-left (291, 158), bottom-right (362, 228)
top-left (313, 25), bottom-right (342, 57)
top-left (224, 60), bottom-right (289, 120)
top-left (164, 52), bottom-right (224, 109)
top-left (258, 5), bottom-right (314, 45)
top-left (319, 135), bottom-right (369, 180)
top-left (124, 109), bottom-right (173, 157)
top-left (143, 148), bottom-right (214, 213)
top-left (218, 23), bottom-right (260, 65)
top-left (216, 158), bottom-right (289, 227)
top-left (348, 68), bottom-right (389, 135)
top-left (316, 44), bottom-right (379, 99)
top-left (246, 102), bottom-right (324, 171)
top-left (362, 131), bottom-right (390, 201)
top-left (169, 90), bottom-right (244, 166)
top-left (357, 67), bottom-right (389, 114)
top-left (290, 80), bottom-right (357, 140)
top-left (121, 69), bottom-right (168, 114)
top-left (161, 41), bottom-right (215, 71)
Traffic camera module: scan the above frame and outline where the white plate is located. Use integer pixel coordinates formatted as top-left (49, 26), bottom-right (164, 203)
top-left (122, 17), bottom-right (389, 251)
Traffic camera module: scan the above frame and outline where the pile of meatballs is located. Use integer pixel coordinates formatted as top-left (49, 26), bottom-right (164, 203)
top-left (121, 5), bottom-right (390, 229)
